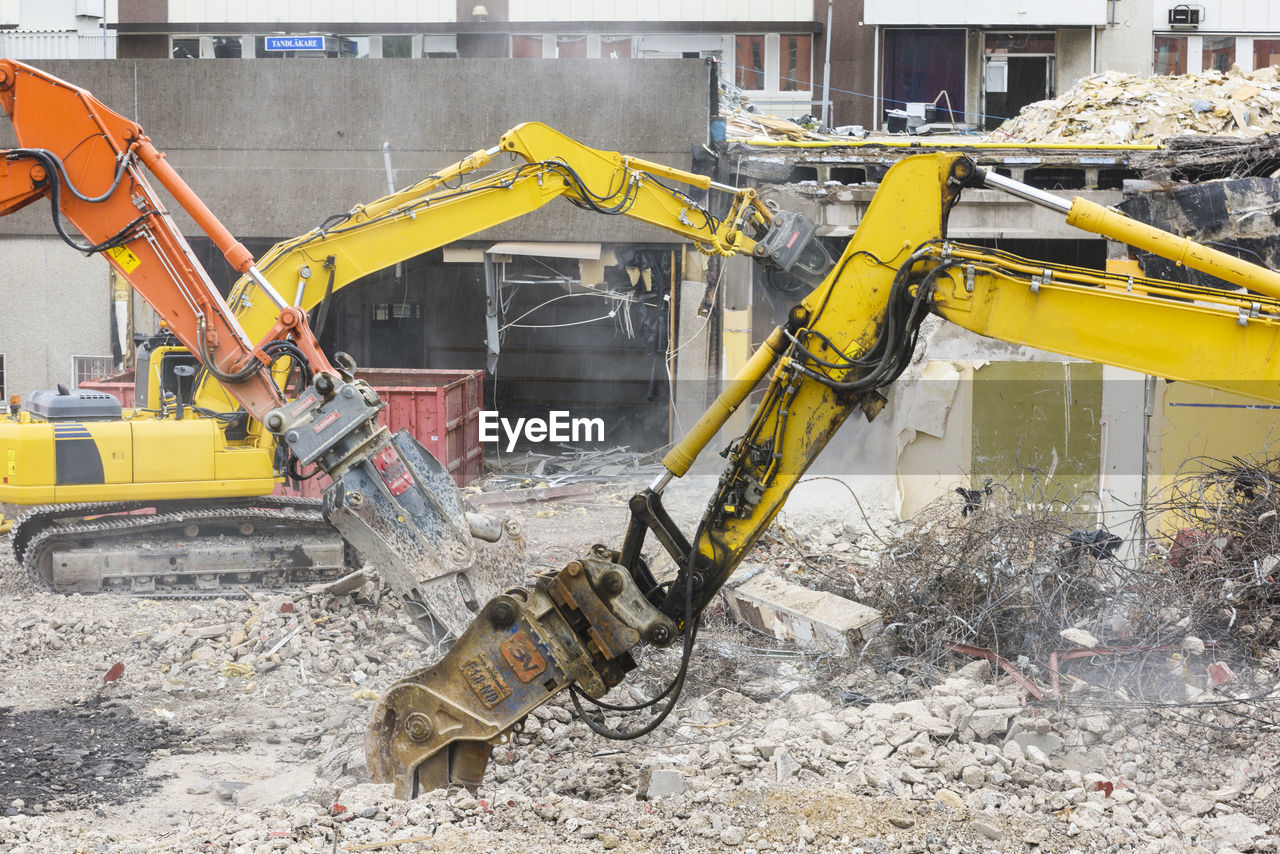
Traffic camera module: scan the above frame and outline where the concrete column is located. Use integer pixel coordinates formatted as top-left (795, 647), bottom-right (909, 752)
top-left (1187, 35), bottom-right (1203, 73)
top-left (1238, 36), bottom-right (1254, 72)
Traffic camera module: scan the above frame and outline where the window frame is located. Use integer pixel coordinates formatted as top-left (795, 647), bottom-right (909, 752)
top-left (1154, 35), bottom-right (1188, 75)
top-left (72, 355), bottom-right (113, 389)
top-left (779, 34), bottom-right (812, 92)
top-left (734, 34), bottom-right (766, 90)
top-left (1202, 35), bottom-right (1237, 73)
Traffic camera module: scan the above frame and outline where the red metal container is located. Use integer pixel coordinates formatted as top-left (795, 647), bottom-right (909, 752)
top-left (79, 374), bottom-right (136, 407)
top-left (82, 368), bottom-right (485, 493)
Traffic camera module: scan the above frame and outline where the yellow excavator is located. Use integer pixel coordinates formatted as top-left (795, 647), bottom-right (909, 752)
top-left (363, 153), bottom-right (1280, 794)
top-left (0, 60), bottom-right (823, 643)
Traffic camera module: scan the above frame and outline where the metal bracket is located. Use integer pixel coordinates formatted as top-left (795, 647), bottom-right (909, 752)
top-left (1030, 268), bottom-right (1054, 294)
top-left (1238, 302), bottom-right (1261, 326)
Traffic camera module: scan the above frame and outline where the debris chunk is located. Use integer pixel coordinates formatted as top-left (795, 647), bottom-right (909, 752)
top-left (722, 570), bottom-right (881, 654)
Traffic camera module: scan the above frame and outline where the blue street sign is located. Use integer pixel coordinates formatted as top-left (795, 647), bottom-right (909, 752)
top-left (265, 36), bottom-right (325, 51)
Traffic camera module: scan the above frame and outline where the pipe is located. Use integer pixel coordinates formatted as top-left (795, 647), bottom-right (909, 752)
top-left (980, 169), bottom-right (1073, 214)
top-left (820, 0), bottom-right (833, 126)
top-left (871, 26), bottom-right (880, 131)
top-left (741, 139), bottom-right (1159, 151)
top-left (1066, 197), bottom-right (1280, 300)
top-left (382, 141), bottom-right (396, 195)
top-left (661, 326), bottom-right (787, 478)
top-left (133, 138), bottom-right (256, 275)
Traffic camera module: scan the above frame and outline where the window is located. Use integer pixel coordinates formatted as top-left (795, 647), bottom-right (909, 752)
top-left (602, 36), bottom-right (632, 59)
top-left (341, 37), bottom-right (369, 58)
top-left (512, 35), bottom-right (544, 58)
top-left (556, 35), bottom-right (587, 58)
top-left (0, 354), bottom-right (6, 404)
top-left (170, 36), bottom-right (241, 58)
top-left (1254, 39), bottom-right (1280, 70)
top-left (212, 37), bottom-right (242, 58)
top-left (1203, 36), bottom-right (1236, 73)
top-left (383, 35), bottom-right (413, 58)
top-left (423, 34), bottom-right (458, 58)
top-left (73, 356), bottom-right (113, 388)
top-left (373, 303), bottom-right (421, 321)
top-left (172, 37), bottom-right (198, 58)
top-left (1154, 35), bottom-right (1187, 75)
top-left (735, 35), bottom-right (764, 90)
top-left (779, 35), bottom-right (812, 91)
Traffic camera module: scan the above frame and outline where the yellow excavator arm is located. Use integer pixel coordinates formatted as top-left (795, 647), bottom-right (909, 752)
top-left (192, 121), bottom-right (820, 417)
top-left (366, 150), bottom-right (1280, 797)
top-left (0, 87), bottom-right (831, 646)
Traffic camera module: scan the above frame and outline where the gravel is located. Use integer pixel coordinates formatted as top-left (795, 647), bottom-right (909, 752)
top-left (0, 476), bottom-right (1277, 853)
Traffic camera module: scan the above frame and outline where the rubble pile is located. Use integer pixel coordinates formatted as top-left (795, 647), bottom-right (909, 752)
top-left (1152, 456), bottom-right (1280, 651)
top-left (719, 81), bottom-right (835, 143)
top-left (0, 473), bottom-right (1277, 851)
top-left (993, 66), bottom-right (1280, 145)
top-left (845, 467), bottom-right (1280, 703)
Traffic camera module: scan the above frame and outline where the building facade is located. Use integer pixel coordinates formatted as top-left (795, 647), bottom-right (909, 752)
top-left (1150, 1), bottom-right (1280, 76)
top-left (861, 1), bottom-right (1153, 130)
top-left (0, 0), bottom-right (116, 59)
top-left (115, 0), bottom-right (824, 116)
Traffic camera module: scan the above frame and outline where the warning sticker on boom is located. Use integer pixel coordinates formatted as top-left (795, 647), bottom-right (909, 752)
top-left (107, 244), bottom-right (141, 273)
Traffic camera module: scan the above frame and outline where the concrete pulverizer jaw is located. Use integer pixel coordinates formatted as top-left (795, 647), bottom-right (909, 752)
top-left (265, 375), bottom-right (517, 646)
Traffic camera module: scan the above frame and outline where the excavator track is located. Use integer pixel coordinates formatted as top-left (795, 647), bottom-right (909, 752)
top-left (13, 497), bottom-right (351, 597)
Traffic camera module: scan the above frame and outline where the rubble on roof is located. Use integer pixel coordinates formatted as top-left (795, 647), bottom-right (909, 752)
top-left (993, 66), bottom-right (1280, 145)
top-left (720, 82), bottom-right (832, 142)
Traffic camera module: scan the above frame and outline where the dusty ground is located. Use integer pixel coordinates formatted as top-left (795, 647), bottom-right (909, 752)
top-left (0, 475), bottom-right (1277, 853)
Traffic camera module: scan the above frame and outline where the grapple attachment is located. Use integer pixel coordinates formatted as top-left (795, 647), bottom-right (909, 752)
top-left (265, 375), bottom-right (521, 645)
top-left (366, 549), bottom-right (678, 796)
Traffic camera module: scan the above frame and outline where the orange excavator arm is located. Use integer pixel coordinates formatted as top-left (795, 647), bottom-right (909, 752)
top-left (0, 59), bottom-right (333, 420)
top-left (0, 59), bottom-right (515, 647)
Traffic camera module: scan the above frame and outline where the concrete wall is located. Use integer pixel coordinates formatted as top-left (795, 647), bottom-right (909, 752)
top-left (0, 58), bottom-right (708, 392)
top-left (0, 59), bottom-right (709, 240)
top-left (1058, 28), bottom-right (1094, 88)
top-left (1152, 0), bottom-right (1280, 33)
top-left (1097, 5), bottom-right (1155, 75)
top-left (0, 236), bottom-right (112, 394)
top-left (823, 0), bottom-right (876, 128)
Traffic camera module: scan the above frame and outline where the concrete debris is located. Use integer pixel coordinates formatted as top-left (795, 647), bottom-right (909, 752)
top-left (640, 768), bottom-right (686, 799)
top-left (993, 66), bottom-right (1280, 145)
top-left (722, 568), bottom-right (882, 654)
top-left (304, 568), bottom-right (375, 597)
top-left (1060, 627), bottom-right (1100, 648)
top-left (0, 472), bottom-right (1278, 852)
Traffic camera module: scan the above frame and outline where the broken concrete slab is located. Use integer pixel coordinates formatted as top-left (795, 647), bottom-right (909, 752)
top-left (639, 768), bottom-right (686, 799)
top-left (232, 768), bottom-right (315, 810)
top-left (721, 570), bottom-right (881, 655)
top-left (305, 569), bottom-right (374, 597)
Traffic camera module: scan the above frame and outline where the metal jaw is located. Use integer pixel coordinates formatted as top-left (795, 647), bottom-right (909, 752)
top-left (266, 376), bottom-right (519, 644)
top-left (366, 549), bottom-right (678, 797)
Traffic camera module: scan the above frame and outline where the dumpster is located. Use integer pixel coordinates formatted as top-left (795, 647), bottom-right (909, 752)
top-left (81, 367), bottom-right (485, 492)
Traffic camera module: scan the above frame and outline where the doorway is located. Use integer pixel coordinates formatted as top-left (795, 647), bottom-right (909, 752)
top-left (983, 32), bottom-right (1056, 131)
